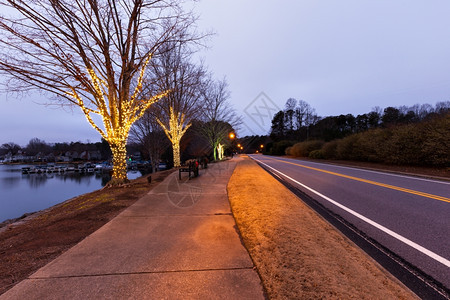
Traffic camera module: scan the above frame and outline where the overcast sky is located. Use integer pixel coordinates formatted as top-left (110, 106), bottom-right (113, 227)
top-left (2, 0), bottom-right (450, 146)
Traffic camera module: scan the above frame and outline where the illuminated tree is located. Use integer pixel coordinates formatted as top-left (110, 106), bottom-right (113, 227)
top-left (147, 42), bottom-right (205, 167)
top-left (157, 107), bottom-right (190, 167)
top-left (0, 0), bottom-right (201, 185)
top-left (217, 143), bottom-right (224, 160)
top-left (198, 78), bottom-right (241, 161)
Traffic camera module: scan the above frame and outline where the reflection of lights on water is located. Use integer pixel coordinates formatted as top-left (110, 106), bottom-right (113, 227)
top-left (1, 165), bottom-right (146, 189)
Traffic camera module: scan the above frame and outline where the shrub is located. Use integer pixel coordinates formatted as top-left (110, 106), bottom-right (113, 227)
top-left (271, 140), bottom-right (295, 156)
top-left (321, 140), bottom-right (338, 159)
top-left (384, 124), bottom-right (425, 165)
top-left (309, 150), bottom-right (325, 159)
top-left (421, 114), bottom-right (450, 167)
top-left (336, 135), bottom-right (360, 160)
top-left (285, 146), bottom-right (293, 155)
top-left (289, 143), bottom-right (303, 156)
top-left (289, 140), bottom-right (324, 157)
top-left (354, 128), bottom-right (392, 162)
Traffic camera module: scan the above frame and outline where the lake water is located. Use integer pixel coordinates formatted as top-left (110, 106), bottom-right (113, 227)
top-left (0, 164), bottom-right (144, 223)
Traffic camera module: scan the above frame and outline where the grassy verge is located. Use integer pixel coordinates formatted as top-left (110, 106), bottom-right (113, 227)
top-left (227, 156), bottom-right (417, 299)
top-left (0, 169), bottom-right (174, 295)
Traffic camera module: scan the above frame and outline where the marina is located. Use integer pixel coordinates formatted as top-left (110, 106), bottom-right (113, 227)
top-left (21, 163), bottom-right (102, 174)
top-left (0, 163), bottom-right (151, 223)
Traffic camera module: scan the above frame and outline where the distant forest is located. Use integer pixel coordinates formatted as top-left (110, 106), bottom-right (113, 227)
top-left (0, 139), bottom-right (113, 162)
top-left (265, 99), bottom-right (450, 167)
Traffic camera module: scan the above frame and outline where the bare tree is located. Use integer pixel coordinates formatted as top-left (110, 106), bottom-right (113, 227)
top-left (146, 41), bottom-right (206, 167)
top-left (0, 0), bottom-right (200, 185)
top-left (129, 106), bottom-right (169, 173)
top-left (295, 99), bottom-right (316, 129)
top-left (0, 142), bottom-right (21, 155)
top-left (25, 138), bottom-right (51, 156)
top-left (199, 78), bottom-right (241, 161)
top-left (435, 101), bottom-right (450, 115)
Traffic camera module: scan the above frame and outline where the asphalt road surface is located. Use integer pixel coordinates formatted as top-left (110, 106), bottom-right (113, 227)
top-left (249, 155), bottom-right (450, 293)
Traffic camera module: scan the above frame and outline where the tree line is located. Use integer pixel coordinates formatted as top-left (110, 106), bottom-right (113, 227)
top-left (0, 138), bottom-right (112, 161)
top-left (267, 99), bottom-right (450, 167)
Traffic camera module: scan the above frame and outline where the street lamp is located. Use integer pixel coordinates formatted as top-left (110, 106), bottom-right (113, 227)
top-left (229, 132), bottom-right (235, 139)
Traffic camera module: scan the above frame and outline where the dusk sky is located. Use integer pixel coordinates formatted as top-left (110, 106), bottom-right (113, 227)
top-left (2, 1), bottom-right (450, 146)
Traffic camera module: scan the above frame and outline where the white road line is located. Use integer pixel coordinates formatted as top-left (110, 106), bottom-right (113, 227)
top-left (251, 156), bottom-right (450, 268)
top-left (269, 156), bottom-right (450, 185)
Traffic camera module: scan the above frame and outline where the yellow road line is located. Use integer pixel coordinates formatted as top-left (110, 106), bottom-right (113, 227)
top-left (266, 157), bottom-right (450, 203)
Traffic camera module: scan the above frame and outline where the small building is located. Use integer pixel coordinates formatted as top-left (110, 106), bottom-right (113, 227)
top-left (64, 151), bottom-right (79, 161)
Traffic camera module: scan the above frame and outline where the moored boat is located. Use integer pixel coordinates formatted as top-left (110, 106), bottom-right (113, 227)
top-left (21, 167), bottom-right (32, 174)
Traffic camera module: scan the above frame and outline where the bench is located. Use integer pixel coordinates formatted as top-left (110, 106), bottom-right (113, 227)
top-left (179, 159), bottom-right (199, 180)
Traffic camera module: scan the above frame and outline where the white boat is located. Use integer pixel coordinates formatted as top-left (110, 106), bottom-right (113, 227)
top-left (46, 163), bottom-right (56, 173)
top-left (36, 166), bottom-right (46, 174)
top-left (94, 162), bottom-right (113, 173)
top-left (21, 167), bottom-right (32, 174)
top-left (55, 166), bottom-right (66, 172)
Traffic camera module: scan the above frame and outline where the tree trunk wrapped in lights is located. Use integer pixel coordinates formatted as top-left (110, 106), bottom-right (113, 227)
top-left (110, 139), bottom-right (128, 181)
top-left (0, 1), bottom-right (203, 186)
top-left (157, 107), bottom-right (191, 167)
top-left (217, 143), bottom-right (224, 160)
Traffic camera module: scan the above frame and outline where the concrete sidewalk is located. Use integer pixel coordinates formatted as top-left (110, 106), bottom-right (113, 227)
top-left (2, 158), bottom-right (265, 299)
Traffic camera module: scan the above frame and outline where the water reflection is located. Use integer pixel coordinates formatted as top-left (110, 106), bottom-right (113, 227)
top-left (24, 174), bottom-right (51, 189)
top-left (0, 176), bottom-right (21, 189)
top-left (11, 170), bottom-right (147, 189)
top-left (0, 164), bottom-right (148, 222)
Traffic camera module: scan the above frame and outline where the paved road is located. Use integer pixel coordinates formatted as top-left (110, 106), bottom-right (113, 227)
top-left (250, 155), bottom-right (450, 290)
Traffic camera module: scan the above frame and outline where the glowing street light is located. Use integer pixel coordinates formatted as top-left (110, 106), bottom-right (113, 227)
top-left (229, 132), bottom-right (235, 139)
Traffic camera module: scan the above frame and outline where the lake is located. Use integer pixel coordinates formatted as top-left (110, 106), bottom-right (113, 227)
top-left (0, 164), bottom-right (145, 223)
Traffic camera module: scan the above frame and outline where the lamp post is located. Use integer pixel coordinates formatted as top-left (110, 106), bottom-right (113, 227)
top-left (228, 132), bottom-right (236, 157)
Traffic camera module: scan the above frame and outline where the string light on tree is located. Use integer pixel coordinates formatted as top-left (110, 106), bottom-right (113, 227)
top-left (67, 57), bottom-right (168, 184)
top-left (157, 106), bottom-right (191, 167)
top-left (217, 143), bottom-right (224, 160)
